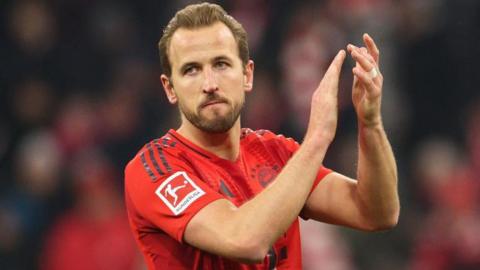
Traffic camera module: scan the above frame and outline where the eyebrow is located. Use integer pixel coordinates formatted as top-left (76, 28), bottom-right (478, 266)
top-left (212, 55), bottom-right (232, 63)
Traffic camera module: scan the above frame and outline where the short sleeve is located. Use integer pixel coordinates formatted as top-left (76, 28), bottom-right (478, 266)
top-left (125, 148), bottom-right (223, 243)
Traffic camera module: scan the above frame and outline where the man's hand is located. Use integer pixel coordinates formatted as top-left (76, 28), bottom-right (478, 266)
top-left (348, 34), bottom-right (383, 128)
top-left (304, 50), bottom-right (346, 147)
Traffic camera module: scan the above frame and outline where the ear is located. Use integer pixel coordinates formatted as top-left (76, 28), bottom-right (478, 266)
top-left (160, 74), bottom-right (177, 104)
top-left (243, 60), bottom-right (254, 92)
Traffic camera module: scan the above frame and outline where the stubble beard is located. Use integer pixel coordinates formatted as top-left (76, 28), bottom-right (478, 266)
top-left (178, 95), bottom-right (244, 133)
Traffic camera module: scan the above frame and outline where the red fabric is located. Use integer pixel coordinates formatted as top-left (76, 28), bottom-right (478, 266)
top-left (124, 128), bottom-right (332, 269)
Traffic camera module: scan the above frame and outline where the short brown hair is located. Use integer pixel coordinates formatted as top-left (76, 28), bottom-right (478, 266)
top-left (158, 3), bottom-right (249, 77)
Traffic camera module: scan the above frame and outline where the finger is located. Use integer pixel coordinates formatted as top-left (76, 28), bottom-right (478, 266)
top-left (352, 67), bottom-right (377, 95)
top-left (350, 49), bottom-right (376, 76)
top-left (360, 47), bottom-right (375, 65)
top-left (322, 50), bottom-right (346, 85)
top-left (363, 33), bottom-right (380, 64)
top-left (347, 44), bottom-right (356, 54)
top-left (356, 47), bottom-right (381, 82)
top-left (348, 45), bottom-right (375, 65)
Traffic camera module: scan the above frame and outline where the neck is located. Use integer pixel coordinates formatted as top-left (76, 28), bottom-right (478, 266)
top-left (177, 119), bottom-right (241, 161)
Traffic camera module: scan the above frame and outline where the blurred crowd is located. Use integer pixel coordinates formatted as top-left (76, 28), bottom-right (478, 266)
top-left (1, 0), bottom-right (479, 269)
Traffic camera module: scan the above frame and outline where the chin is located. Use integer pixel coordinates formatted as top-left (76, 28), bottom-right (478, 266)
top-left (182, 103), bottom-right (241, 133)
top-left (198, 119), bottom-right (235, 133)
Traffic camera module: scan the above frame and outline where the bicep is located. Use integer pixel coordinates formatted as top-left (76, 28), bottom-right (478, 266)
top-left (303, 172), bottom-right (371, 230)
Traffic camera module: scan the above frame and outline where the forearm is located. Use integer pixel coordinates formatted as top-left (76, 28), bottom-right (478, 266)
top-left (356, 122), bottom-right (399, 228)
top-left (231, 50), bottom-right (345, 249)
top-left (230, 140), bottom-right (327, 254)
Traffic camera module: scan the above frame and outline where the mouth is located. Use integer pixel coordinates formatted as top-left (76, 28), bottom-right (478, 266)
top-left (201, 99), bottom-right (228, 108)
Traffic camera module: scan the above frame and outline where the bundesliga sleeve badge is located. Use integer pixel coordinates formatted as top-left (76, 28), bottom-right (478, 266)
top-left (155, 171), bottom-right (205, 215)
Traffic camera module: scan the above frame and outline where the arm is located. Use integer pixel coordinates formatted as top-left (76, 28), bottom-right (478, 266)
top-left (303, 34), bottom-right (400, 231)
top-left (183, 51), bottom-right (347, 263)
top-left (303, 127), bottom-right (399, 231)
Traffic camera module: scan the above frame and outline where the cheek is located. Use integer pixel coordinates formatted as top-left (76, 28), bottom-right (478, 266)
top-left (174, 75), bottom-right (200, 91)
top-left (173, 76), bottom-right (201, 99)
top-left (222, 69), bottom-right (244, 83)
top-left (219, 71), bottom-right (246, 94)
top-left (178, 92), bottom-right (200, 109)
top-left (174, 91), bottom-right (198, 113)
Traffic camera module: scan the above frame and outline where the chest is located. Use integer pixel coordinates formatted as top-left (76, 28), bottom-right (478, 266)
top-left (187, 150), bottom-right (284, 206)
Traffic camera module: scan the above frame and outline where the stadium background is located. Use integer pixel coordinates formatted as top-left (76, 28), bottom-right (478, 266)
top-left (1, 0), bottom-right (479, 269)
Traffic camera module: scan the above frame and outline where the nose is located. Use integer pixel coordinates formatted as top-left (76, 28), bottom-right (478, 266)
top-left (202, 67), bottom-right (219, 94)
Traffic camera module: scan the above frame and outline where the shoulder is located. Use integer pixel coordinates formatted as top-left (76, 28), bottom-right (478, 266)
top-left (125, 133), bottom-right (185, 185)
top-left (241, 128), bottom-right (300, 159)
top-left (241, 128), bottom-right (299, 147)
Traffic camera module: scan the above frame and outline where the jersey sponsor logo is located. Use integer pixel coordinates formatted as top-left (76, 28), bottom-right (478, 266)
top-left (155, 171), bottom-right (205, 215)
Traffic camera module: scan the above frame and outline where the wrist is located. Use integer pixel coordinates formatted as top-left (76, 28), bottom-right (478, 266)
top-left (358, 119), bottom-right (388, 150)
top-left (358, 117), bottom-right (383, 131)
top-left (303, 131), bottom-right (331, 148)
top-left (300, 135), bottom-right (330, 164)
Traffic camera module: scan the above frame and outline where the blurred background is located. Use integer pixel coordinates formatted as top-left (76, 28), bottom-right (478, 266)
top-left (1, 0), bottom-right (479, 269)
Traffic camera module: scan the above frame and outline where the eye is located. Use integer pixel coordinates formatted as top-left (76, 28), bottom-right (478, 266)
top-left (183, 65), bottom-right (199, 76)
top-left (214, 61), bottom-right (229, 70)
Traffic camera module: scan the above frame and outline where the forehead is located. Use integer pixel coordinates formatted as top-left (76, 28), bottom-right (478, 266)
top-left (168, 22), bottom-right (239, 66)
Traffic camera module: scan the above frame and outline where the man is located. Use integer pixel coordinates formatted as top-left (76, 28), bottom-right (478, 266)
top-left (124, 3), bottom-right (399, 269)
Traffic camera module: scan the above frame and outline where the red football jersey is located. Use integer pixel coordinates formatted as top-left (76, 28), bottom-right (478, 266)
top-left (124, 129), bottom-right (332, 269)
